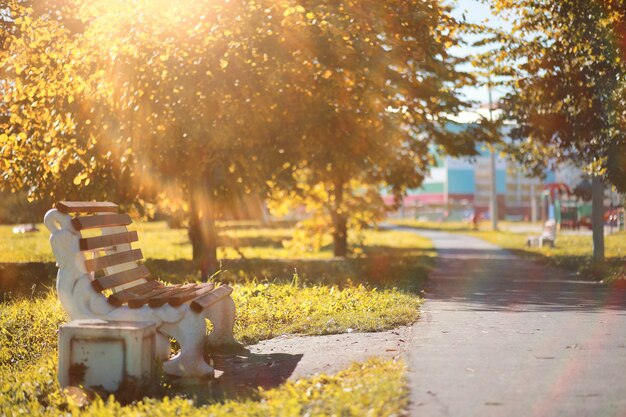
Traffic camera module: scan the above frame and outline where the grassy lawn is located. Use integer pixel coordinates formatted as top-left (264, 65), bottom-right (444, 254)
top-left (466, 230), bottom-right (626, 282)
top-left (390, 218), bottom-right (475, 231)
top-left (0, 352), bottom-right (407, 417)
top-left (0, 223), bottom-right (431, 344)
top-left (390, 219), bottom-right (626, 281)
top-left (0, 221), bottom-right (430, 415)
top-left (1, 295), bottom-right (409, 416)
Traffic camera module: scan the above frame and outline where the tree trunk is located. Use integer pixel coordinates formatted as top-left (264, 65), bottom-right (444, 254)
top-left (331, 180), bottom-right (348, 257)
top-left (332, 210), bottom-right (348, 257)
top-left (591, 175), bottom-right (605, 262)
top-left (188, 187), bottom-right (219, 281)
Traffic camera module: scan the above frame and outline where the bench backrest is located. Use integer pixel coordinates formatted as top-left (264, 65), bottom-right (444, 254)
top-left (56, 201), bottom-right (153, 294)
top-left (541, 219), bottom-right (557, 241)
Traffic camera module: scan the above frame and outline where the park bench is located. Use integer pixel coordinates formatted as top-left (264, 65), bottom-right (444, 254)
top-left (45, 201), bottom-right (237, 378)
top-left (526, 219), bottom-right (556, 248)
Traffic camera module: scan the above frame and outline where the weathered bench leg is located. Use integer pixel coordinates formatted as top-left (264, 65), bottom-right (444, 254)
top-left (159, 314), bottom-right (214, 378)
top-left (204, 296), bottom-right (238, 347)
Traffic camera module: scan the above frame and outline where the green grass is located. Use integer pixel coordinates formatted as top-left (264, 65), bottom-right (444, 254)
top-left (0, 352), bottom-right (407, 417)
top-left (1, 222), bottom-right (431, 345)
top-left (0, 221), bottom-right (432, 263)
top-left (233, 279), bottom-right (420, 344)
top-left (0, 225), bottom-right (52, 263)
top-left (0, 283), bottom-right (418, 416)
top-left (390, 218), bottom-right (626, 282)
top-left (1, 222), bottom-right (434, 296)
top-left (388, 218), bottom-right (541, 232)
top-left (389, 219), bottom-right (475, 231)
top-left (1, 281), bottom-right (420, 368)
top-left (0, 222), bottom-right (423, 415)
top-left (0, 282), bottom-right (415, 414)
top-left (467, 230), bottom-right (626, 281)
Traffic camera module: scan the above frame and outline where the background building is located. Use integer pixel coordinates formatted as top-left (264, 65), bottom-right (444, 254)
top-left (386, 114), bottom-right (558, 221)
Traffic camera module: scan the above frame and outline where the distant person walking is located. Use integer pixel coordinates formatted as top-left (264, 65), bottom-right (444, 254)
top-left (470, 210), bottom-right (480, 230)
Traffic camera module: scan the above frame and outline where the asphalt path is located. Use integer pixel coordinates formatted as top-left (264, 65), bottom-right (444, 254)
top-left (402, 228), bottom-right (626, 417)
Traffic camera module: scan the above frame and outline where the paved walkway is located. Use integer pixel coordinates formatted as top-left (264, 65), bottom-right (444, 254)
top-left (402, 229), bottom-right (626, 417)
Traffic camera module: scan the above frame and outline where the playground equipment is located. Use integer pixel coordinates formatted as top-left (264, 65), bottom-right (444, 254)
top-left (540, 183), bottom-right (592, 230)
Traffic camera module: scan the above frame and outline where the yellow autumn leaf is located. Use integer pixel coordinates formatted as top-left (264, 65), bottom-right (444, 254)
top-left (75, 172), bottom-right (91, 185)
top-left (322, 69), bottom-right (332, 79)
top-left (220, 59), bottom-right (229, 69)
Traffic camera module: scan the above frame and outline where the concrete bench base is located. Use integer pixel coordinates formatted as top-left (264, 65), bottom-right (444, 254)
top-left (58, 319), bottom-right (157, 391)
top-left (526, 236), bottom-right (555, 248)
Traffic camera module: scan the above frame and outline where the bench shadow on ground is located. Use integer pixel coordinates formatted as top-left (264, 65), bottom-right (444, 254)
top-left (425, 247), bottom-right (626, 313)
top-left (159, 347), bottom-right (303, 405)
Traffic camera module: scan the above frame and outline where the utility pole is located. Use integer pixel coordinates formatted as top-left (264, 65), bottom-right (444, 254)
top-left (591, 174), bottom-right (605, 261)
top-left (530, 182), bottom-right (537, 223)
top-left (488, 77), bottom-right (499, 231)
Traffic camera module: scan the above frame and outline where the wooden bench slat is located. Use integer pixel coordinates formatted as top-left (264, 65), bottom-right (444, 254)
top-left (148, 284), bottom-right (197, 308)
top-left (72, 213), bottom-right (132, 231)
top-left (107, 281), bottom-right (163, 307)
top-left (191, 285), bottom-right (233, 312)
top-left (56, 201), bottom-right (118, 214)
top-left (85, 249), bottom-right (143, 272)
top-left (128, 285), bottom-right (183, 308)
top-left (92, 265), bottom-right (151, 292)
top-left (169, 283), bottom-right (215, 307)
top-left (79, 231), bottom-right (138, 251)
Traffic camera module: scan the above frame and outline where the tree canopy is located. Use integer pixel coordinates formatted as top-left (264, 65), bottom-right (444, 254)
top-left (1, 0), bottom-right (479, 271)
top-left (266, 0), bottom-right (478, 256)
top-left (484, 0), bottom-right (626, 260)
top-left (485, 0), bottom-right (626, 183)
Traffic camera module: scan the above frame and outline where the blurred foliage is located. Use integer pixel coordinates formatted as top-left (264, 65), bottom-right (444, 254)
top-left (480, 0), bottom-right (626, 188)
top-left (0, 0), bottom-right (482, 265)
top-left (0, 191), bottom-right (53, 224)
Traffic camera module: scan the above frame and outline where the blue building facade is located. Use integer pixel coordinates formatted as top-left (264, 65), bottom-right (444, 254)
top-left (392, 122), bottom-right (556, 221)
